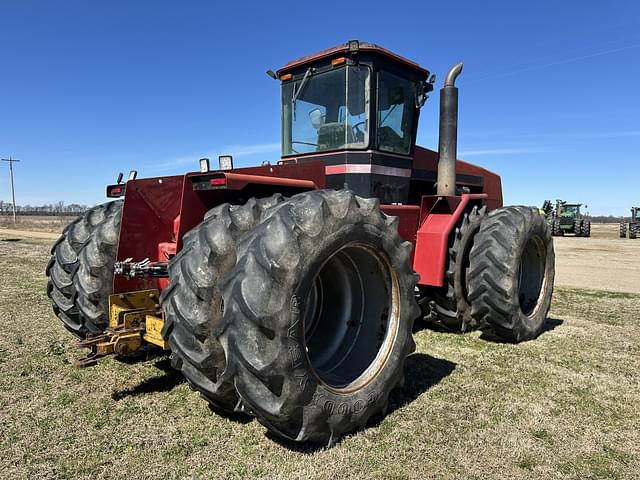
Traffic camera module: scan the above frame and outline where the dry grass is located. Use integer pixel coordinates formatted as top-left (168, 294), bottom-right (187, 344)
top-left (1, 236), bottom-right (639, 479)
top-left (0, 216), bottom-right (77, 233)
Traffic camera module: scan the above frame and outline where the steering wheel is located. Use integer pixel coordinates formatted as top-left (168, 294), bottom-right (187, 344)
top-left (351, 121), bottom-right (366, 138)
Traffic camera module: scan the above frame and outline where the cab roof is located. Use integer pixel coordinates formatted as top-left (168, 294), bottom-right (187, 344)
top-left (277, 40), bottom-right (430, 78)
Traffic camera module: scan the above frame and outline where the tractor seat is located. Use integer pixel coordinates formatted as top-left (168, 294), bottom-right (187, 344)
top-left (317, 123), bottom-right (356, 150)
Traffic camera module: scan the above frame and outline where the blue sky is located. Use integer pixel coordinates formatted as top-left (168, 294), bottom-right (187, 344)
top-left (1, 1), bottom-right (638, 215)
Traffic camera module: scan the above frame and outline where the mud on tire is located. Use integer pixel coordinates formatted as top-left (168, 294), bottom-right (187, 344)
top-left (46, 201), bottom-right (123, 338)
top-left (467, 206), bottom-right (555, 343)
top-left (160, 195), bottom-right (284, 412)
top-left (219, 190), bottom-right (420, 445)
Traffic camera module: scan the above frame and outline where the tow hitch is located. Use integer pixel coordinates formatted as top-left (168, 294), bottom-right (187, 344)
top-left (114, 258), bottom-right (169, 278)
top-left (75, 289), bottom-right (168, 368)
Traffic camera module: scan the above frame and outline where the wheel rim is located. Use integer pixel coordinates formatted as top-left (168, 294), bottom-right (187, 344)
top-left (303, 243), bottom-right (400, 393)
top-left (517, 235), bottom-right (546, 317)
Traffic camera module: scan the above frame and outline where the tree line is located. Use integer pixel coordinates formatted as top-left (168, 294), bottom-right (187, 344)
top-left (0, 201), bottom-right (88, 216)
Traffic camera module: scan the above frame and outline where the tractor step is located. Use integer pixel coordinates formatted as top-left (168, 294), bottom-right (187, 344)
top-left (74, 289), bottom-right (168, 368)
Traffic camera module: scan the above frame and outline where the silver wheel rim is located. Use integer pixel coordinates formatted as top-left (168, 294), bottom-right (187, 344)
top-left (303, 243), bottom-right (400, 393)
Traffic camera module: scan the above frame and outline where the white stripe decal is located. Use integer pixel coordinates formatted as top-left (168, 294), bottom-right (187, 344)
top-left (325, 164), bottom-right (412, 178)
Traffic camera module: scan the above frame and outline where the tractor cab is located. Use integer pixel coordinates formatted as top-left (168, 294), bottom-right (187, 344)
top-left (560, 204), bottom-right (580, 216)
top-left (278, 40), bottom-right (433, 159)
top-left (276, 41), bottom-right (435, 203)
top-left (556, 202), bottom-right (584, 218)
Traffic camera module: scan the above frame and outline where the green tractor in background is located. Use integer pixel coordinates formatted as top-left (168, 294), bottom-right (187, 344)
top-left (620, 207), bottom-right (639, 239)
top-left (548, 200), bottom-right (591, 237)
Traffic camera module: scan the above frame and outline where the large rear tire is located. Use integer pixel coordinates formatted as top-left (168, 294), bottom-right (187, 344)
top-left (630, 223), bottom-right (637, 239)
top-left (430, 205), bottom-right (487, 331)
top-left (160, 195), bottom-right (284, 412)
top-left (583, 220), bottom-right (591, 238)
top-left (46, 201), bottom-right (123, 338)
top-left (467, 206), bottom-right (554, 343)
top-left (219, 190), bottom-right (419, 444)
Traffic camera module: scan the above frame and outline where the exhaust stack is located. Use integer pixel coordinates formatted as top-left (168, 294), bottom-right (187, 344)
top-left (437, 63), bottom-right (463, 196)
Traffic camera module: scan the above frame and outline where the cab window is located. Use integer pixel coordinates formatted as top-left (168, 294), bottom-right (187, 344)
top-left (377, 71), bottom-right (416, 155)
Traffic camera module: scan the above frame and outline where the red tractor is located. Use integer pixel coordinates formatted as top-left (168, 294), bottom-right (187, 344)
top-left (47, 40), bottom-right (554, 445)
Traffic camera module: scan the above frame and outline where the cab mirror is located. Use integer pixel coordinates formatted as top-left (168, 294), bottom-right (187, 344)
top-left (309, 108), bottom-right (324, 129)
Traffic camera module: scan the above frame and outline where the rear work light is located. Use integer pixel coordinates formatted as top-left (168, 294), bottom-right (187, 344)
top-left (106, 185), bottom-right (125, 198)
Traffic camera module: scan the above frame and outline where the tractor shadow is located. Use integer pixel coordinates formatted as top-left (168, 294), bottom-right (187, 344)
top-left (111, 357), bottom-right (184, 400)
top-left (415, 316), bottom-right (564, 342)
top-left (479, 317), bottom-right (564, 343)
top-left (110, 357), bottom-right (251, 425)
top-left (267, 353), bottom-right (457, 453)
top-left (207, 404), bottom-right (253, 424)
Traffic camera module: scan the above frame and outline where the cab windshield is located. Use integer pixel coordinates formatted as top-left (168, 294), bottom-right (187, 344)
top-left (282, 66), bottom-right (370, 155)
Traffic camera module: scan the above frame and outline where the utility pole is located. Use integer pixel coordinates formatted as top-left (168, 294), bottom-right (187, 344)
top-left (1, 157), bottom-right (20, 224)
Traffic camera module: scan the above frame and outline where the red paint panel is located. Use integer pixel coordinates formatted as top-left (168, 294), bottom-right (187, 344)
top-left (187, 161), bottom-right (326, 190)
top-left (113, 175), bottom-right (184, 293)
top-left (223, 172), bottom-right (318, 190)
top-left (413, 193), bottom-right (488, 287)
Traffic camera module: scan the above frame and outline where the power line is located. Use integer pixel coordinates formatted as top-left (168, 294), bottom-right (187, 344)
top-left (1, 157), bottom-right (21, 224)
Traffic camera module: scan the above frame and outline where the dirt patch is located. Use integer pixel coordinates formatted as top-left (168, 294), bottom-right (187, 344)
top-left (554, 224), bottom-right (640, 294)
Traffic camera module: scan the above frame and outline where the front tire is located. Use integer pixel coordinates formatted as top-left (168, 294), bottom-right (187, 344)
top-left (467, 206), bottom-right (555, 343)
top-left (219, 190), bottom-right (419, 445)
top-left (630, 223), bottom-right (637, 239)
top-left (620, 223), bottom-right (627, 238)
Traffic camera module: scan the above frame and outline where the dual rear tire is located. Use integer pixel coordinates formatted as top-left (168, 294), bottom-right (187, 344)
top-left (47, 201), bottom-right (123, 338)
top-left (163, 190), bottom-right (419, 445)
top-left (467, 207), bottom-right (555, 342)
top-left (160, 195), bottom-right (285, 412)
top-left (427, 205), bottom-right (555, 343)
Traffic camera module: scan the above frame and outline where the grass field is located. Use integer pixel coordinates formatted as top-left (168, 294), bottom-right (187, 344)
top-left (0, 216), bottom-right (77, 233)
top-left (1, 235), bottom-right (639, 479)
